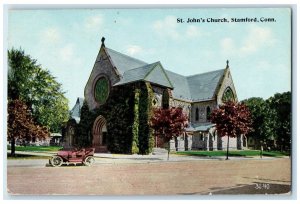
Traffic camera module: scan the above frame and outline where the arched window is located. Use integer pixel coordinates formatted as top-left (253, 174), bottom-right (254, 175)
top-left (206, 106), bottom-right (211, 120)
top-left (195, 107), bottom-right (199, 121)
top-left (222, 87), bottom-right (235, 102)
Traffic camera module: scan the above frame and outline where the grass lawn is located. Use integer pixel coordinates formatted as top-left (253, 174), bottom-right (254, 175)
top-left (177, 150), bottom-right (289, 157)
top-left (7, 145), bottom-right (63, 152)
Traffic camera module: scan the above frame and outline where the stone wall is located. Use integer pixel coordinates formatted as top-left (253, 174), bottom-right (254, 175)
top-left (84, 48), bottom-right (120, 111)
top-left (171, 131), bottom-right (243, 151)
top-left (191, 100), bottom-right (217, 124)
top-left (170, 99), bottom-right (191, 121)
top-left (170, 133), bottom-right (192, 151)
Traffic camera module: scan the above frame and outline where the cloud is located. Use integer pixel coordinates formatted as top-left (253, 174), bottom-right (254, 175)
top-left (220, 37), bottom-right (235, 56)
top-left (153, 16), bottom-right (207, 40)
top-left (241, 25), bottom-right (275, 54)
top-left (126, 45), bottom-right (143, 55)
top-left (85, 15), bottom-right (103, 30)
top-left (59, 44), bottom-right (75, 62)
top-left (153, 16), bottom-right (180, 40)
top-left (41, 27), bottom-right (61, 44)
top-left (220, 25), bottom-right (276, 57)
top-left (186, 25), bottom-right (202, 38)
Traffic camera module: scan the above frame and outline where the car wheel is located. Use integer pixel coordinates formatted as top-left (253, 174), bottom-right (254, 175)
top-left (84, 156), bottom-right (95, 166)
top-left (50, 156), bottom-right (63, 167)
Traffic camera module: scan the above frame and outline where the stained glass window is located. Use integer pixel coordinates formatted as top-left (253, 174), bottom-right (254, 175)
top-left (94, 77), bottom-right (109, 104)
top-left (222, 87), bottom-right (235, 102)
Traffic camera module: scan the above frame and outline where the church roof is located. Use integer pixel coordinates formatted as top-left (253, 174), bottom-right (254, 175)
top-left (105, 45), bottom-right (226, 102)
top-left (164, 70), bottom-right (191, 101)
top-left (114, 62), bottom-right (173, 88)
top-left (106, 48), bottom-right (147, 75)
top-left (187, 69), bottom-right (225, 101)
top-left (70, 97), bottom-right (84, 123)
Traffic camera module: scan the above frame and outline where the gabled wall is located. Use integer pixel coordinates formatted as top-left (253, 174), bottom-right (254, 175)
top-left (84, 48), bottom-right (120, 111)
top-left (216, 68), bottom-right (238, 104)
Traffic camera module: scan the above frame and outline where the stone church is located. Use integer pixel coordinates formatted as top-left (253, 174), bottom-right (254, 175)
top-left (62, 37), bottom-right (247, 153)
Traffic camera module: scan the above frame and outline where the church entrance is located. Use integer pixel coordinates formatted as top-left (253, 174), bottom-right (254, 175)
top-left (92, 115), bottom-right (108, 152)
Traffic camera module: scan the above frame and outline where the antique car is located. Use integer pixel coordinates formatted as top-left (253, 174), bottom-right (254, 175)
top-left (49, 148), bottom-right (95, 167)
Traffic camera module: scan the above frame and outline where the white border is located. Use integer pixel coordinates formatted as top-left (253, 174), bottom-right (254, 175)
top-left (1, 0), bottom-right (299, 203)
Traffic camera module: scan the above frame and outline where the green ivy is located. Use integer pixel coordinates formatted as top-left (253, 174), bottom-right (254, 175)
top-left (76, 100), bottom-right (93, 148)
top-left (138, 82), bottom-right (154, 154)
top-left (76, 82), bottom-right (154, 154)
top-left (131, 88), bottom-right (140, 154)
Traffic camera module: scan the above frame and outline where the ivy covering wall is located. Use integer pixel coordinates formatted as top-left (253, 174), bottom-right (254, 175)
top-left (131, 88), bottom-right (140, 154)
top-left (76, 82), bottom-right (155, 154)
top-left (137, 82), bottom-right (154, 154)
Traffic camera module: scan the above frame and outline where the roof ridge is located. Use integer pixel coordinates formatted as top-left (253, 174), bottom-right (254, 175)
top-left (106, 47), bottom-right (148, 65)
top-left (123, 61), bottom-right (158, 73)
top-left (186, 68), bottom-right (225, 78)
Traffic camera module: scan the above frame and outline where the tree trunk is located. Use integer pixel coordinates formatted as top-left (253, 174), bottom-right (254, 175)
top-left (167, 140), bottom-right (170, 161)
top-left (226, 135), bottom-right (230, 160)
top-left (174, 136), bottom-right (178, 151)
top-left (10, 137), bottom-right (16, 157)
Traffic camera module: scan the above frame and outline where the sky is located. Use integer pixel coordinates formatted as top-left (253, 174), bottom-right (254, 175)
top-left (7, 8), bottom-right (291, 109)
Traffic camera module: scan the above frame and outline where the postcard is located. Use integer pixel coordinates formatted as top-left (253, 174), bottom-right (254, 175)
top-left (6, 7), bottom-right (292, 197)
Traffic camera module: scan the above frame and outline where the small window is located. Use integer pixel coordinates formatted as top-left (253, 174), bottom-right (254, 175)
top-left (152, 98), bottom-right (157, 106)
top-left (195, 108), bottom-right (199, 121)
top-left (206, 106), bottom-right (211, 120)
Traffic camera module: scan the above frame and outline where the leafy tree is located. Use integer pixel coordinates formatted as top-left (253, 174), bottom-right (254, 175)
top-left (210, 101), bottom-right (252, 160)
top-left (8, 48), bottom-right (69, 132)
top-left (150, 107), bottom-right (188, 160)
top-left (242, 92), bottom-right (291, 152)
top-left (7, 99), bottom-right (49, 156)
top-left (241, 97), bottom-right (276, 149)
top-left (267, 92), bottom-right (291, 151)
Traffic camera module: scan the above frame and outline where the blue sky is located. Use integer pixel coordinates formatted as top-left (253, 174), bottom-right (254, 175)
top-left (8, 8), bottom-right (291, 109)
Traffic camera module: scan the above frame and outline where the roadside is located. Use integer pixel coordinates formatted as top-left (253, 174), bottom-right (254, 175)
top-left (6, 149), bottom-right (288, 167)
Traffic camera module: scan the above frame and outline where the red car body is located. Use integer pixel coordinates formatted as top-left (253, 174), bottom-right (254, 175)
top-left (49, 148), bottom-right (95, 167)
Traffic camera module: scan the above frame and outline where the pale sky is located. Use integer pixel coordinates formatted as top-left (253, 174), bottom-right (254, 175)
top-left (8, 8), bottom-right (291, 109)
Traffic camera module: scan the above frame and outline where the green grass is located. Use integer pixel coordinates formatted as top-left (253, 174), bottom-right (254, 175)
top-left (7, 145), bottom-right (63, 152)
top-left (176, 150), bottom-right (289, 157)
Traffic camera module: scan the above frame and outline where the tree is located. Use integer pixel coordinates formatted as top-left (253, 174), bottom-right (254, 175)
top-left (241, 97), bottom-right (276, 149)
top-left (150, 107), bottom-right (188, 160)
top-left (8, 48), bottom-right (69, 132)
top-left (7, 99), bottom-right (49, 156)
top-left (267, 92), bottom-right (291, 151)
top-left (241, 92), bottom-right (291, 152)
top-left (210, 101), bottom-right (252, 160)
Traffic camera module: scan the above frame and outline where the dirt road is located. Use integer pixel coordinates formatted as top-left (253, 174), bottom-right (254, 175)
top-left (7, 158), bottom-right (291, 196)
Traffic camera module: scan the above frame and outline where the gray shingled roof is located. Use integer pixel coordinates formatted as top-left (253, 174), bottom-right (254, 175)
top-left (165, 70), bottom-right (191, 101)
top-left (105, 47), bottom-right (225, 102)
top-left (187, 69), bottom-right (225, 101)
top-left (114, 62), bottom-right (173, 88)
top-left (70, 97), bottom-right (84, 123)
top-left (106, 48), bottom-right (147, 75)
